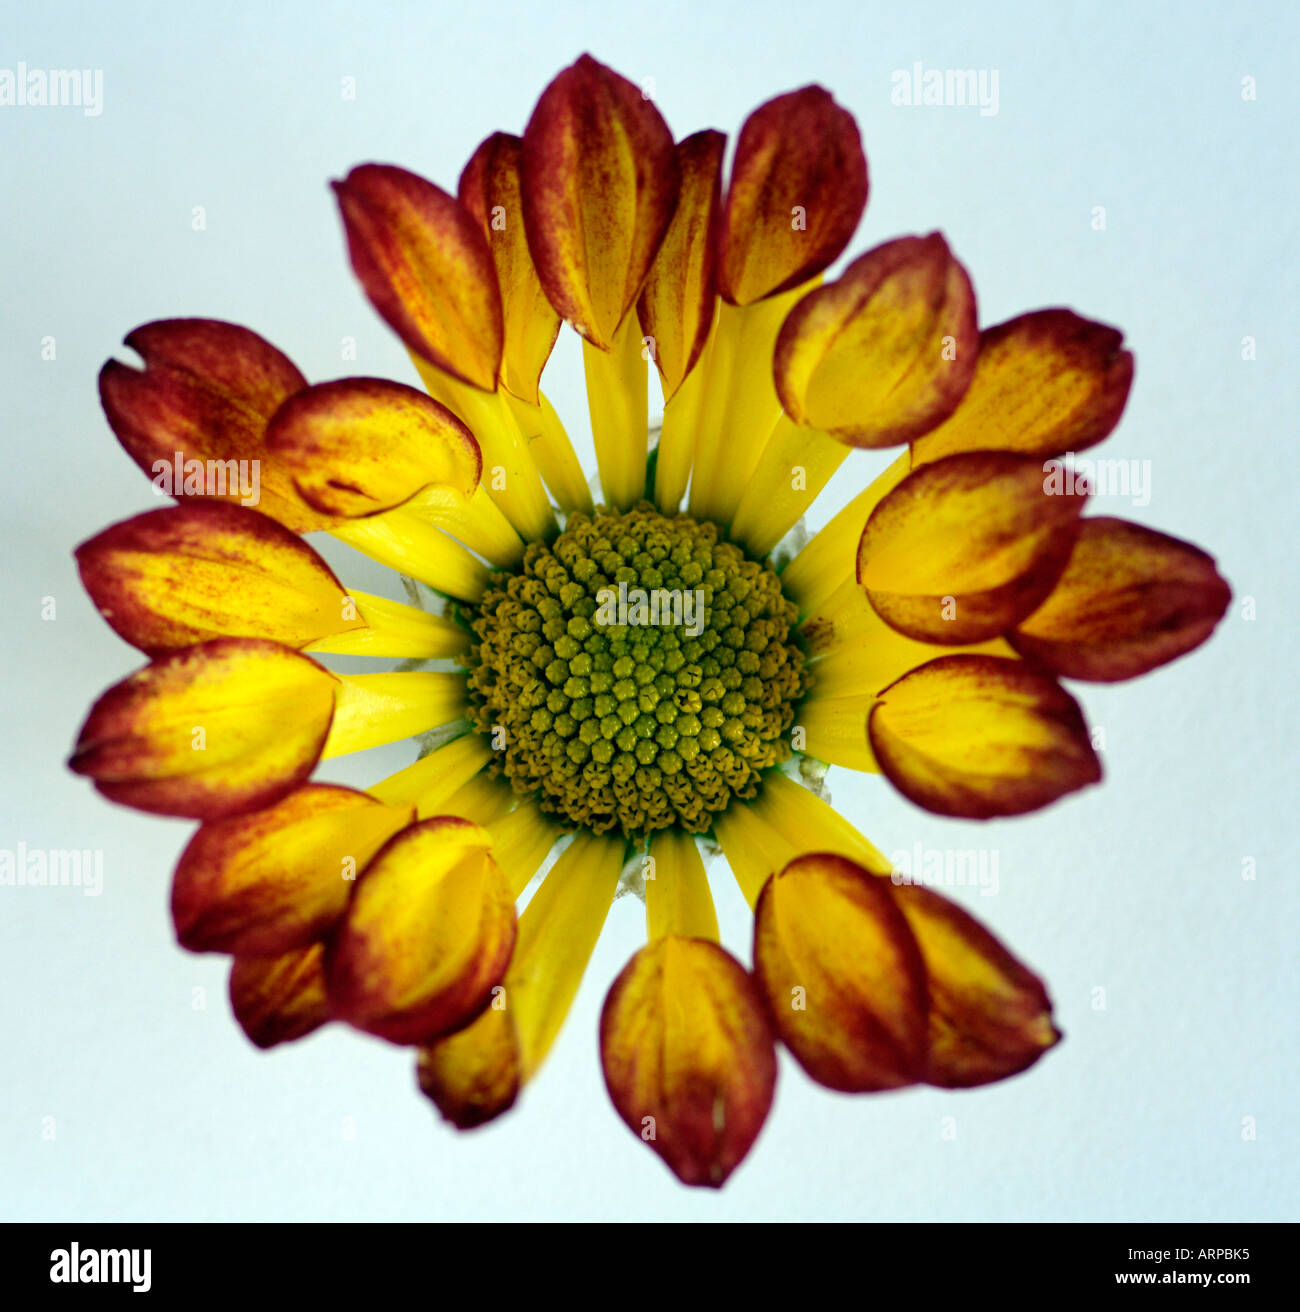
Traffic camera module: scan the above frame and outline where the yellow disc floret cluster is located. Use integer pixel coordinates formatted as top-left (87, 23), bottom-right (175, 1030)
top-left (463, 504), bottom-right (809, 837)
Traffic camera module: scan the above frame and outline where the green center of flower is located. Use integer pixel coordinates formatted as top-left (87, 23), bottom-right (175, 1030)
top-left (462, 504), bottom-right (808, 838)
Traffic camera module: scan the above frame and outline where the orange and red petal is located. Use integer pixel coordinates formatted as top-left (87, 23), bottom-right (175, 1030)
top-left (1010, 517), bottom-right (1231, 681)
top-left (325, 817), bottom-right (515, 1046)
top-left (334, 163), bottom-right (504, 391)
top-left (521, 54), bottom-right (680, 349)
top-left (264, 377), bottom-right (480, 519)
top-left (417, 1003), bottom-right (521, 1129)
top-left (716, 85), bottom-right (867, 306)
top-left (75, 502), bottom-right (362, 655)
top-left (601, 936), bottom-right (776, 1188)
top-left (775, 233), bottom-right (978, 448)
top-left (69, 638), bottom-right (337, 820)
top-left (912, 308), bottom-right (1134, 464)
top-left (229, 943), bottom-right (331, 1049)
top-left (459, 132), bottom-right (561, 404)
top-left (98, 318), bottom-right (327, 531)
top-left (637, 130), bottom-right (725, 398)
top-left (869, 654), bottom-right (1102, 819)
top-left (858, 451), bottom-right (1087, 644)
top-left (753, 853), bottom-right (928, 1092)
top-left (171, 784), bottom-right (413, 956)
top-left (887, 882), bottom-right (1061, 1088)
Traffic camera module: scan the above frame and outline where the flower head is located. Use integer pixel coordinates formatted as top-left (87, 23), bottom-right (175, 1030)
top-left (71, 55), bottom-right (1229, 1186)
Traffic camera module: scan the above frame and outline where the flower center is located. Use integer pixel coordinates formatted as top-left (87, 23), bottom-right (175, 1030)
top-left (462, 504), bottom-right (808, 838)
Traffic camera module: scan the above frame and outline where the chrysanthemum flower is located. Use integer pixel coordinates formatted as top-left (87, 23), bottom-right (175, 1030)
top-left (70, 55), bottom-right (1230, 1187)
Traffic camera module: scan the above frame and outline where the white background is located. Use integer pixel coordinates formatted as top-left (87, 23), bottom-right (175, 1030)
top-left (1, 0), bottom-right (1294, 1219)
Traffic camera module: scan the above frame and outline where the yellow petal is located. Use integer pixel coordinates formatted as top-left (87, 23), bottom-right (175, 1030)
top-left (685, 286), bottom-right (810, 525)
top-left (329, 513), bottom-right (490, 604)
top-left (414, 805), bottom-right (566, 1129)
top-left (728, 414), bottom-right (849, 559)
top-left (751, 772), bottom-right (892, 874)
top-left (304, 589), bottom-right (469, 661)
top-left (652, 322), bottom-right (711, 515)
top-left (504, 832), bottom-right (623, 1078)
top-left (321, 672), bottom-right (468, 760)
top-left (646, 831), bottom-right (718, 942)
top-left (800, 577), bottom-right (1014, 701)
top-left (712, 799), bottom-right (784, 909)
top-left (416, 831), bottom-right (620, 1124)
top-left (417, 1000), bottom-right (521, 1129)
top-left (366, 733), bottom-right (493, 818)
top-left (403, 480), bottom-right (524, 570)
top-left (792, 695), bottom-right (879, 773)
top-left (484, 802), bottom-right (564, 898)
top-left (502, 390), bottom-right (594, 514)
top-left (714, 775), bottom-right (891, 905)
top-left (777, 450), bottom-right (911, 616)
top-left (437, 771), bottom-right (516, 826)
top-left (411, 356), bottom-right (557, 544)
top-left (582, 313), bottom-right (650, 508)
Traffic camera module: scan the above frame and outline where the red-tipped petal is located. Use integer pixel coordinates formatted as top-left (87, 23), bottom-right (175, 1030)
top-left (858, 451), bottom-right (1087, 644)
top-left (522, 54), bottom-right (680, 349)
top-left (1010, 517), bottom-right (1232, 681)
top-left (775, 233), bottom-right (978, 448)
top-left (459, 132), bottom-right (561, 405)
top-left (325, 817), bottom-right (516, 1046)
top-left (98, 318), bottom-right (327, 531)
top-left (172, 784), bottom-right (413, 956)
top-left (753, 853), bottom-right (928, 1092)
top-left (912, 309), bottom-right (1134, 464)
top-left (637, 130), bottom-right (726, 398)
top-left (717, 85), bottom-right (867, 306)
top-left (886, 882), bottom-right (1061, 1088)
top-left (334, 163), bottom-right (504, 390)
top-left (417, 1003), bottom-right (521, 1129)
top-left (68, 638), bottom-right (337, 820)
top-left (601, 936), bottom-right (776, 1187)
top-left (229, 944), bottom-right (331, 1049)
top-left (868, 654), bottom-right (1102, 819)
top-left (264, 377), bottom-right (480, 519)
top-left (75, 502), bottom-right (362, 655)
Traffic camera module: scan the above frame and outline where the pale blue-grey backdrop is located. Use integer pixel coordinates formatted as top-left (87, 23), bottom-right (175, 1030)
top-left (1, 0), bottom-right (1295, 1221)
